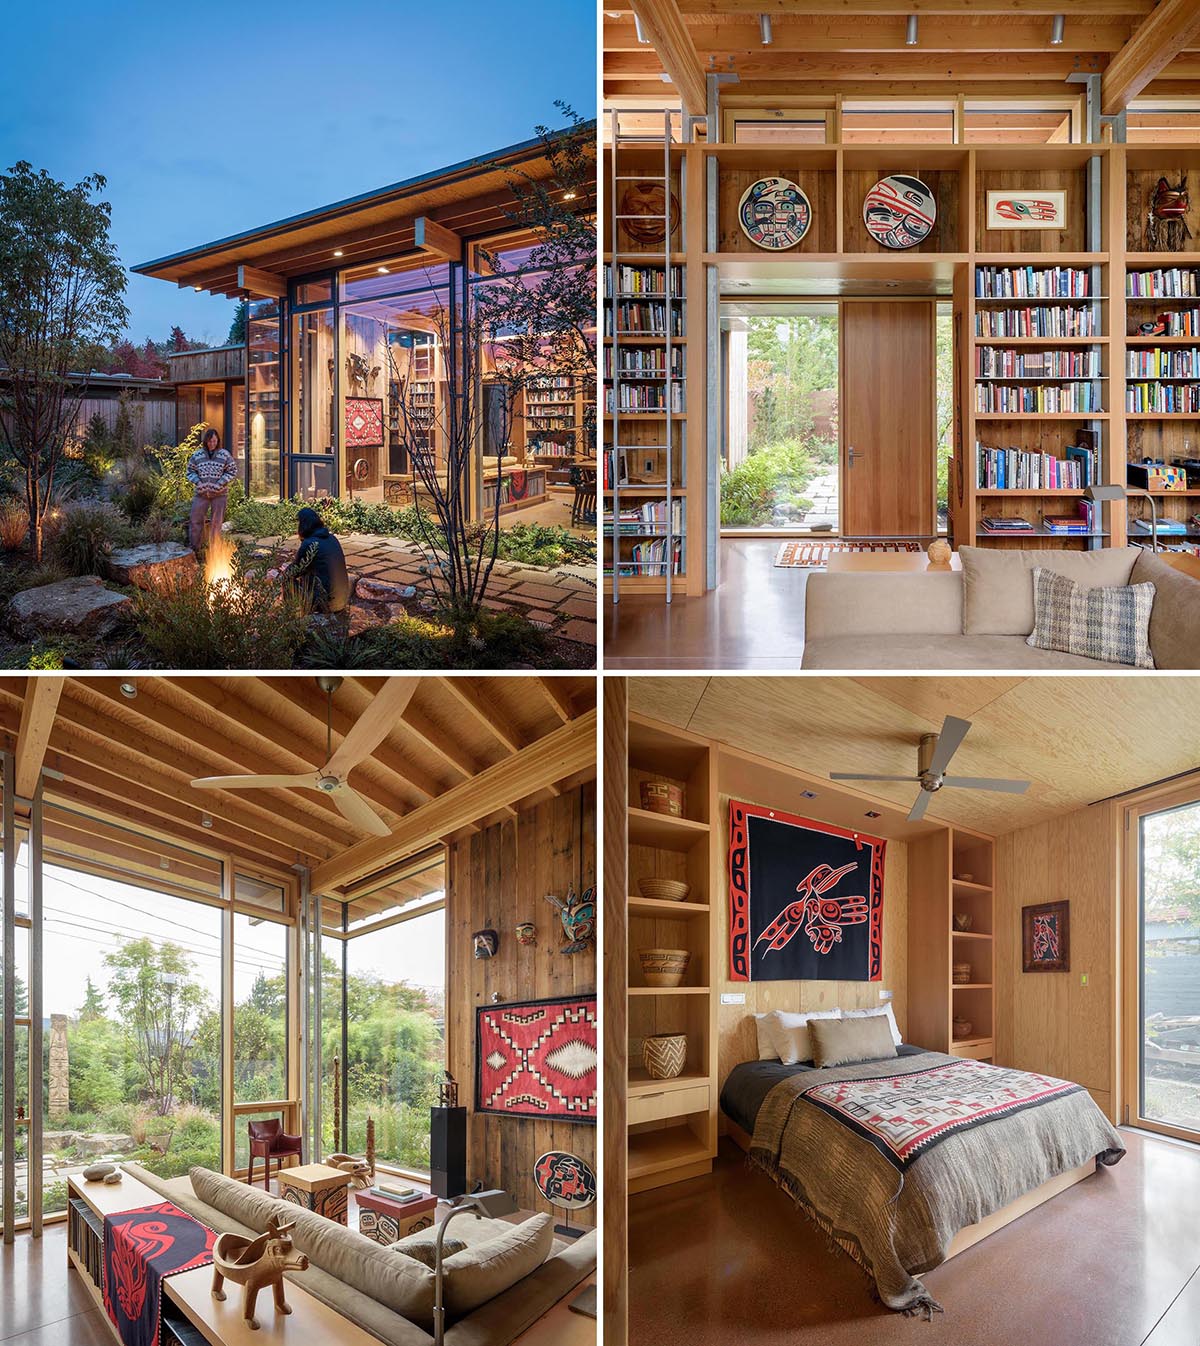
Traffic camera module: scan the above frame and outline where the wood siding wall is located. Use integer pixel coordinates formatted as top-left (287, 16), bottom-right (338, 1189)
top-left (714, 790), bottom-right (910, 1096)
top-left (168, 346), bottom-right (246, 383)
top-left (446, 783), bottom-right (596, 1226)
top-left (995, 803), bottom-right (1118, 1122)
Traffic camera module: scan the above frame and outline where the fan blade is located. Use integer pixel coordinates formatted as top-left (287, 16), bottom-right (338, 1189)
top-left (192, 774), bottom-right (316, 791)
top-left (831, 773), bottom-right (921, 783)
top-left (941, 776), bottom-right (1030, 794)
top-left (325, 678), bottom-right (420, 777)
top-left (328, 784), bottom-right (392, 837)
top-left (929, 716), bottom-right (972, 776)
top-left (908, 790), bottom-right (933, 823)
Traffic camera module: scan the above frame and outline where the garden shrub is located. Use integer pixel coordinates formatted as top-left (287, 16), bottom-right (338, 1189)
top-left (134, 550), bottom-right (312, 669)
top-left (720, 437), bottom-right (818, 527)
top-left (81, 412), bottom-right (117, 480)
top-left (51, 501), bottom-right (125, 577)
top-left (298, 608), bottom-right (553, 670)
top-left (0, 500), bottom-right (27, 551)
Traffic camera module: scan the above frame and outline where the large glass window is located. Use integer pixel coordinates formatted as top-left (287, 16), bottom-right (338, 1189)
top-left (291, 306), bottom-right (336, 499)
top-left (248, 299), bottom-right (282, 500)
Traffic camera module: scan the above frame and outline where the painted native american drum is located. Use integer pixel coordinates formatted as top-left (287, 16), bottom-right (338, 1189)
top-left (862, 175), bottom-right (937, 249)
top-left (737, 177), bottom-right (812, 250)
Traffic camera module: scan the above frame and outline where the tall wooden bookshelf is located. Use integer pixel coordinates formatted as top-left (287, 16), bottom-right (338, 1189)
top-left (625, 713), bottom-right (718, 1193)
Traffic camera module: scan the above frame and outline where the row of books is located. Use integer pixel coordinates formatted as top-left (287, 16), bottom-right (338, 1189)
top-left (603, 500), bottom-right (684, 534)
top-left (605, 385), bottom-right (686, 413)
top-left (1126, 383), bottom-right (1200, 414)
top-left (1127, 268), bottom-right (1200, 298)
top-left (606, 538), bottom-right (683, 576)
top-left (975, 349), bottom-right (1100, 379)
top-left (975, 266), bottom-right (1091, 299)
top-left (528, 440), bottom-right (578, 457)
top-left (603, 264), bottom-right (684, 298)
top-left (975, 384), bottom-right (1102, 414)
top-left (603, 303), bottom-right (685, 338)
top-left (975, 441), bottom-right (1099, 490)
top-left (976, 308), bottom-right (1099, 338)
top-left (1129, 310), bottom-right (1200, 337)
top-left (1127, 349), bottom-right (1200, 378)
top-left (603, 347), bottom-right (686, 377)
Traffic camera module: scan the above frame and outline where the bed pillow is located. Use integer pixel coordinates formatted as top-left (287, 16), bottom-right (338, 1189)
top-left (753, 1013), bottom-right (778, 1061)
top-left (809, 1014), bottom-right (897, 1070)
top-left (763, 1008), bottom-right (841, 1066)
top-left (840, 1003), bottom-right (902, 1047)
top-left (1026, 566), bottom-right (1155, 668)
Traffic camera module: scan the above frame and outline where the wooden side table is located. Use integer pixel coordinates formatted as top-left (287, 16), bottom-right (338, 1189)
top-left (277, 1163), bottom-right (353, 1225)
top-left (356, 1189), bottom-right (438, 1245)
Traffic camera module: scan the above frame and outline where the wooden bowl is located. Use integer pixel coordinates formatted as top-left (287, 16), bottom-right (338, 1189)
top-left (638, 948), bottom-right (690, 988)
top-left (637, 877), bottom-right (690, 903)
top-left (643, 1034), bottom-right (687, 1080)
top-left (640, 781), bottom-right (683, 817)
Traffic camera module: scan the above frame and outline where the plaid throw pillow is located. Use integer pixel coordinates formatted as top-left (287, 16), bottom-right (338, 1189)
top-left (1026, 566), bottom-right (1156, 668)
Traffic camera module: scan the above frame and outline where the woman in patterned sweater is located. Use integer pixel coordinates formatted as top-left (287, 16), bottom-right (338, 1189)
top-left (186, 428), bottom-right (238, 552)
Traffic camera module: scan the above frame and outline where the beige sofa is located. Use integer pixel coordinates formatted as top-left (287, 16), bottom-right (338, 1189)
top-left (803, 546), bottom-right (1200, 670)
top-left (123, 1162), bottom-right (594, 1346)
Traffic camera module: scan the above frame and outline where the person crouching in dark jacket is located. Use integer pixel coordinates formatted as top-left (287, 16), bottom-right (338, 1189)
top-left (286, 508), bottom-right (350, 613)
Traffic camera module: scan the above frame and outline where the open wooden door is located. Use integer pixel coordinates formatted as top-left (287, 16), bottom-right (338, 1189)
top-left (841, 300), bottom-right (936, 538)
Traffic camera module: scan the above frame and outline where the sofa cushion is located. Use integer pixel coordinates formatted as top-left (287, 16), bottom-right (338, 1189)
top-left (190, 1166), bottom-right (291, 1233)
top-left (392, 1234), bottom-right (466, 1268)
top-left (802, 633), bottom-right (1131, 670)
top-left (1133, 551), bottom-right (1200, 669)
top-left (443, 1214), bottom-right (555, 1322)
top-left (1027, 566), bottom-right (1155, 667)
top-left (960, 546), bottom-right (1140, 635)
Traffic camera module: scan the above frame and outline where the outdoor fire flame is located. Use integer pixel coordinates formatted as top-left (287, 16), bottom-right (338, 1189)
top-left (204, 532), bottom-right (235, 593)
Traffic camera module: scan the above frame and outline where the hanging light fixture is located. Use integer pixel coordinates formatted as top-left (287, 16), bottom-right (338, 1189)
top-left (760, 13), bottom-right (773, 45)
top-left (1050, 14), bottom-right (1065, 45)
top-left (905, 14), bottom-right (919, 45)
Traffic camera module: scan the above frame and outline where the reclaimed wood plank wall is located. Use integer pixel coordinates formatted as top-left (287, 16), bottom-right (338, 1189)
top-left (446, 782), bottom-right (597, 1227)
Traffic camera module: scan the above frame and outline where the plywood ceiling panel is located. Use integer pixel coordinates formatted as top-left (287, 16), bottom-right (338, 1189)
top-left (627, 675), bottom-right (1200, 835)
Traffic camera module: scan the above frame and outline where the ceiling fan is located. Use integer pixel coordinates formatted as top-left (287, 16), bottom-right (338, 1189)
top-left (190, 676), bottom-right (418, 836)
top-left (829, 714), bottom-right (1030, 823)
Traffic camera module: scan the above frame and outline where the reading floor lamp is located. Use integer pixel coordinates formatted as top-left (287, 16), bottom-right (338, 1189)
top-left (1086, 482), bottom-right (1159, 552)
top-left (433, 1188), bottom-right (519, 1346)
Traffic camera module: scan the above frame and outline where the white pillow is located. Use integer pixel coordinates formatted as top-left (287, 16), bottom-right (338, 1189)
top-left (841, 1003), bottom-right (901, 1047)
top-left (764, 1009), bottom-right (842, 1066)
top-left (753, 1013), bottom-right (778, 1060)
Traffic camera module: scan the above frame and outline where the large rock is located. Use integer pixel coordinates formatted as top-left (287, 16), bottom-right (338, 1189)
top-left (109, 542), bottom-right (196, 590)
top-left (75, 1133), bottom-right (136, 1157)
top-left (7, 576), bottom-right (132, 640)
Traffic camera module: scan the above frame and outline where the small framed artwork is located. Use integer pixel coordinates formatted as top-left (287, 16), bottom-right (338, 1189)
top-left (986, 191), bottom-right (1066, 230)
top-left (1022, 900), bottom-right (1070, 973)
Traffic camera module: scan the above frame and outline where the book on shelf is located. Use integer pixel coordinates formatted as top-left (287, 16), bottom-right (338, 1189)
top-left (604, 302), bottom-right (685, 338)
top-left (603, 499), bottom-right (684, 534)
top-left (604, 263), bottom-right (684, 298)
top-left (1127, 268), bottom-right (1200, 299)
top-left (975, 348), bottom-right (1100, 379)
top-left (603, 346), bottom-right (686, 378)
top-left (1129, 310), bottom-right (1200, 338)
top-left (605, 384), bottom-right (686, 413)
top-left (608, 536), bottom-right (682, 577)
top-left (975, 266), bottom-right (1091, 299)
top-left (975, 384), bottom-right (1101, 414)
top-left (1131, 517), bottom-right (1192, 536)
top-left (975, 441), bottom-right (1097, 490)
top-left (976, 307), bottom-right (1098, 338)
top-left (1126, 383), bottom-right (1200, 414)
top-left (1127, 347), bottom-right (1200, 379)
top-left (980, 515), bottom-right (1035, 532)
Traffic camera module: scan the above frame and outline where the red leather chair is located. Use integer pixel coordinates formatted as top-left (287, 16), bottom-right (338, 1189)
top-left (247, 1119), bottom-right (302, 1189)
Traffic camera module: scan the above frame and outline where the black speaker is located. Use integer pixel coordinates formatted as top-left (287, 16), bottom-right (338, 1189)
top-left (430, 1106), bottom-right (467, 1199)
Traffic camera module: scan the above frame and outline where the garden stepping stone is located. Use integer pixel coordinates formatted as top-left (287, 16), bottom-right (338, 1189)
top-left (109, 542), bottom-right (197, 590)
top-left (7, 576), bottom-right (132, 640)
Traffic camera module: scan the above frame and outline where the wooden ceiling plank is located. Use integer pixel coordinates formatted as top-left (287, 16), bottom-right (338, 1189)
top-left (534, 678), bottom-right (577, 724)
top-left (630, 0), bottom-right (709, 116)
top-left (311, 709), bottom-right (596, 893)
top-left (605, 77), bottom-right (1089, 97)
top-left (1102, 0), bottom-right (1200, 112)
top-left (673, 1), bottom-right (1151, 14)
top-left (14, 677), bottom-right (62, 801)
top-left (607, 49), bottom-right (1102, 79)
top-left (438, 678), bottom-right (528, 756)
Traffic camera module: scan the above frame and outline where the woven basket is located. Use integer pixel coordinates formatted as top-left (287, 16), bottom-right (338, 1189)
top-left (640, 780), bottom-right (684, 817)
top-left (952, 962), bottom-right (972, 985)
top-left (643, 1033), bottom-right (687, 1080)
top-left (638, 948), bottom-right (690, 988)
top-left (637, 877), bottom-right (690, 903)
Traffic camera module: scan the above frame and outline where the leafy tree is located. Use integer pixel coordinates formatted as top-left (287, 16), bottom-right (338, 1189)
top-left (169, 325), bottom-right (188, 353)
top-left (0, 162), bottom-right (129, 558)
top-left (227, 300), bottom-right (248, 346)
top-left (104, 938), bottom-right (210, 1115)
top-left (79, 977), bottom-right (105, 1019)
top-left (1143, 809), bottom-right (1200, 922)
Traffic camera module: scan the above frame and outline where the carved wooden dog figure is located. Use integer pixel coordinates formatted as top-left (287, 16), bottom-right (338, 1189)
top-left (211, 1214), bottom-right (309, 1330)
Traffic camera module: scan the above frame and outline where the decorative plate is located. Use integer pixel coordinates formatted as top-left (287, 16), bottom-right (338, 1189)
top-left (862, 175), bottom-right (937, 249)
top-left (619, 182), bottom-right (680, 246)
top-left (737, 177), bottom-right (812, 250)
top-left (533, 1151), bottom-right (597, 1211)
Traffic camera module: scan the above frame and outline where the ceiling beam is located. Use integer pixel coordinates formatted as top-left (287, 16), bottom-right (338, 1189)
top-left (415, 217), bottom-right (463, 263)
top-left (630, 0), bottom-right (709, 116)
top-left (1102, 0), bottom-right (1200, 112)
top-left (605, 77), bottom-right (1101, 97)
top-left (311, 709), bottom-right (596, 894)
top-left (14, 677), bottom-right (62, 801)
top-left (673, 0), bottom-right (1152, 13)
top-left (535, 678), bottom-right (576, 723)
top-left (607, 49), bottom-right (1103, 79)
top-left (237, 265), bottom-right (288, 298)
top-left (438, 678), bottom-right (527, 756)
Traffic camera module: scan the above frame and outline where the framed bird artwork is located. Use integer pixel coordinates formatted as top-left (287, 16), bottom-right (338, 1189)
top-left (727, 800), bottom-right (886, 983)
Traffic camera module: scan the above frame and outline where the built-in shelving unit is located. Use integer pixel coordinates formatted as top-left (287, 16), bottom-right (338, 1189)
top-left (625, 713), bottom-right (717, 1194)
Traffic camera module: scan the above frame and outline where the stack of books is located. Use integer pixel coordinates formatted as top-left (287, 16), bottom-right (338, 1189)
top-left (979, 516), bottom-right (1035, 533)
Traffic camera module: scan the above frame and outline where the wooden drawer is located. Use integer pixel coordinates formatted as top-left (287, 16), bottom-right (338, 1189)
top-left (628, 1082), bottom-right (710, 1126)
top-left (950, 1039), bottom-right (994, 1061)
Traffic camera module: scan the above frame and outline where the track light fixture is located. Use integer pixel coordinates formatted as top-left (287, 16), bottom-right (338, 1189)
top-left (1050, 14), bottom-right (1065, 45)
top-left (760, 13), bottom-right (773, 45)
top-left (633, 13), bottom-right (648, 43)
top-left (905, 14), bottom-right (918, 46)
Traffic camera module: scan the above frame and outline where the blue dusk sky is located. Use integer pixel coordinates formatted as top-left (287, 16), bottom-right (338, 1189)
top-left (0, 0), bottom-right (596, 346)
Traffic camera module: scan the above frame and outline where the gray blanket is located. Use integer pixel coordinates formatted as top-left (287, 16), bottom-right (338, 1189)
top-left (749, 1051), bottom-right (1125, 1315)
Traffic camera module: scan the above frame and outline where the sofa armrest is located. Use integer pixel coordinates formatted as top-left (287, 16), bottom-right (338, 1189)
top-left (804, 572), bottom-right (963, 639)
top-left (444, 1230), bottom-right (596, 1346)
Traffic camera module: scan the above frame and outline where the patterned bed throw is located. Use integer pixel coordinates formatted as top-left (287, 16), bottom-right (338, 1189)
top-left (750, 1052), bottom-right (1125, 1317)
top-left (103, 1201), bottom-right (216, 1346)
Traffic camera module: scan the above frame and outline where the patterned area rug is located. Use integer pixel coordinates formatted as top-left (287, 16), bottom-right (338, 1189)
top-left (774, 540), bottom-right (923, 568)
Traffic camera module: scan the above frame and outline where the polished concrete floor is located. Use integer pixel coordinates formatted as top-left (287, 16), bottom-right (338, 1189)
top-left (629, 1130), bottom-right (1200, 1346)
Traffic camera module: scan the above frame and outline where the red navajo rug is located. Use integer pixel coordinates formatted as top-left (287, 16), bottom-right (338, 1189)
top-left (103, 1201), bottom-right (216, 1346)
top-left (802, 1058), bottom-right (1082, 1171)
top-left (775, 540), bottom-right (923, 568)
top-left (476, 995), bottom-right (597, 1122)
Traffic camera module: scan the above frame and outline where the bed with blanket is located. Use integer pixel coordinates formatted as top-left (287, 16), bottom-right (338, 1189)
top-left (721, 1011), bottom-right (1125, 1316)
